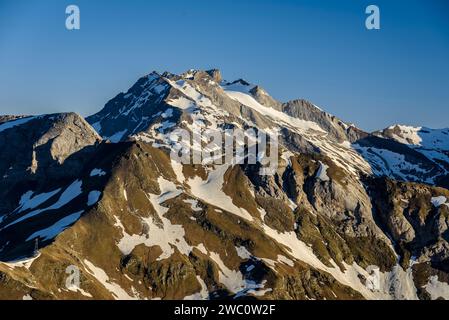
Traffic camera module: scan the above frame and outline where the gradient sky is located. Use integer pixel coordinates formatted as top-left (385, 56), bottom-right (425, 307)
top-left (0, 0), bottom-right (448, 131)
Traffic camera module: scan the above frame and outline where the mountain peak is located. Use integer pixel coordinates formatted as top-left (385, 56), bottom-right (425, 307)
top-left (205, 69), bottom-right (222, 82)
top-left (177, 68), bottom-right (223, 83)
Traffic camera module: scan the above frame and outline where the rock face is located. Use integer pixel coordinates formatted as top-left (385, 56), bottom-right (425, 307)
top-left (0, 113), bottom-right (103, 262)
top-left (282, 99), bottom-right (365, 143)
top-left (0, 69), bottom-right (448, 300)
top-left (0, 113), bottom-right (101, 212)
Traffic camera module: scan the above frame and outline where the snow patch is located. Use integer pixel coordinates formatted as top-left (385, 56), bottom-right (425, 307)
top-left (161, 108), bottom-right (174, 118)
top-left (424, 275), bottom-right (449, 300)
top-left (235, 246), bottom-right (252, 260)
top-left (3, 180), bottom-right (83, 229)
top-left (107, 130), bottom-right (128, 143)
top-left (2, 252), bottom-right (41, 269)
top-left (187, 165), bottom-right (253, 222)
top-left (316, 161), bottom-right (330, 182)
top-left (224, 90), bottom-right (325, 133)
top-left (167, 97), bottom-right (196, 110)
top-left (209, 251), bottom-right (245, 293)
top-left (0, 116), bottom-right (37, 133)
top-left (67, 285), bottom-right (93, 298)
top-left (90, 168), bottom-right (106, 177)
top-left (26, 211), bottom-right (84, 241)
top-left (83, 260), bottom-right (136, 300)
top-left (16, 189), bottom-right (61, 213)
top-left (115, 177), bottom-right (197, 261)
top-left (431, 196), bottom-right (448, 208)
top-left (183, 276), bottom-right (209, 300)
top-left (91, 121), bottom-right (102, 134)
top-left (171, 159), bottom-right (185, 183)
top-left (87, 191), bottom-right (102, 206)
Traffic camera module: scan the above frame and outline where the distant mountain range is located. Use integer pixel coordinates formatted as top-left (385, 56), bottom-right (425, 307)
top-left (0, 69), bottom-right (448, 300)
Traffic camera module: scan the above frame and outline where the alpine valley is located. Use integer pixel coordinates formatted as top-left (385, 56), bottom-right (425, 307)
top-left (1, 69), bottom-right (448, 300)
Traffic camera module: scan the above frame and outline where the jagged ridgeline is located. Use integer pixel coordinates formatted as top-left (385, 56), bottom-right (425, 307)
top-left (0, 69), bottom-right (448, 300)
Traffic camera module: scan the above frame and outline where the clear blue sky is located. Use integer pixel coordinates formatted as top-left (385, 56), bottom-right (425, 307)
top-left (0, 0), bottom-right (448, 131)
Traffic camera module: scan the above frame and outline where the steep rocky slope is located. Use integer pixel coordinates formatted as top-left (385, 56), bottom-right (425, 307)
top-left (0, 113), bottom-right (102, 261)
top-left (0, 69), bottom-right (448, 300)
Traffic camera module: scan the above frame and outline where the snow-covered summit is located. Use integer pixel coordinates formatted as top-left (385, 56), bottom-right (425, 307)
top-left (84, 69), bottom-right (449, 186)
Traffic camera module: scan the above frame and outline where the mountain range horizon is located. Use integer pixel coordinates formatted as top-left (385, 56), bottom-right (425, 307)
top-left (4, 68), bottom-right (449, 134)
top-left (1, 67), bottom-right (448, 300)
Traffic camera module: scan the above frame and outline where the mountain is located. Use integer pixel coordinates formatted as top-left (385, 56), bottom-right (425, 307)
top-left (0, 113), bottom-right (103, 260)
top-left (374, 125), bottom-right (449, 185)
top-left (0, 69), bottom-right (448, 300)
